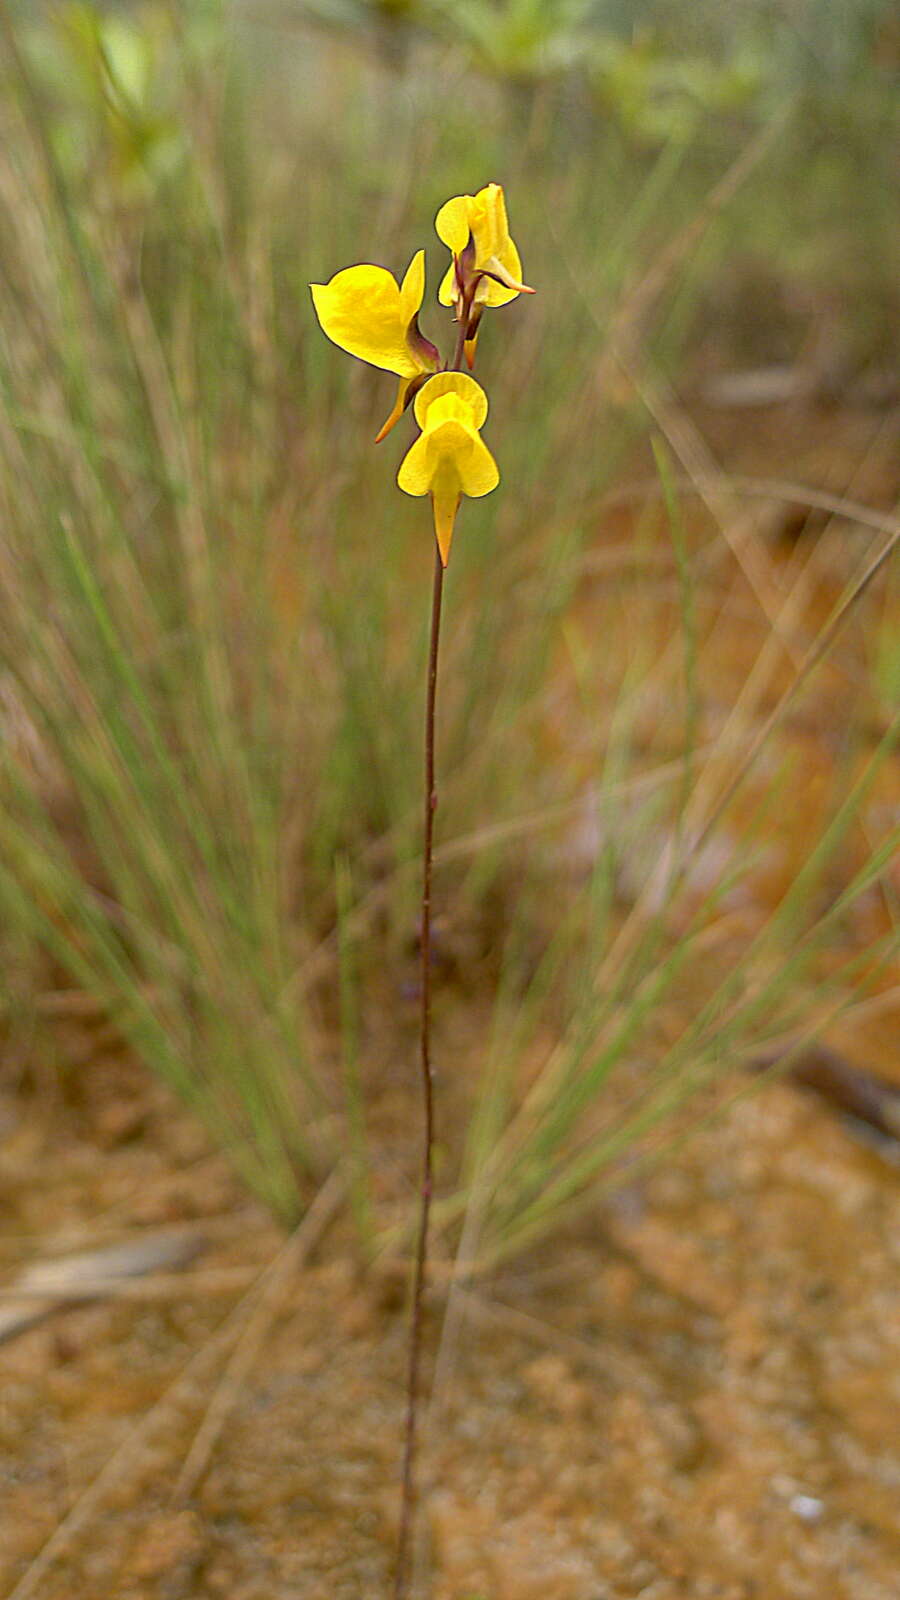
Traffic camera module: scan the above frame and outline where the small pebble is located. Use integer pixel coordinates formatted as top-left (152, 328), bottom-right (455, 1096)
top-left (789, 1493), bottom-right (825, 1522)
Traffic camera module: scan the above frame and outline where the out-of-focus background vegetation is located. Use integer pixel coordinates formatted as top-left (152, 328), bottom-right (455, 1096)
top-left (0, 0), bottom-right (897, 1268)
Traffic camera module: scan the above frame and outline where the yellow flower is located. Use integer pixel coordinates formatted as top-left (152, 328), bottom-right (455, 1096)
top-left (435, 182), bottom-right (534, 349)
top-left (397, 373), bottom-right (499, 565)
top-left (310, 249), bottom-right (440, 441)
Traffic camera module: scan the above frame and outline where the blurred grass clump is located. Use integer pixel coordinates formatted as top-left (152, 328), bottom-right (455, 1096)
top-left (0, 0), bottom-right (897, 1261)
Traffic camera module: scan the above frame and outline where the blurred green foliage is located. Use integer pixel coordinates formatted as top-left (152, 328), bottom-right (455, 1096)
top-left (286, 0), bottom-right (898, 139)
top-left (24, 2), bottom-right (184, 194)
top-left (13, 0), bottom-right (899, 160)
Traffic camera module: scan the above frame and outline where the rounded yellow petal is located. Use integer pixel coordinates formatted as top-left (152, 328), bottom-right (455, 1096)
top-left (399, 248), bottom-right (426, 325)
top-left (413, 371), bottom-right (489, 432)
top-left (310, 264), bottom-right (418, 378)
top-left (456, 432), bottom-right (499, 499)
top-left (475, 182), bottom-right (509, 260)
top-left (398, 420), bottom-right (474, 498)
top-left (437, 259), bottom-right (457, 308)
top-left (481, 281), bottom-right (517, 309)
top-left (397, 432), bottom-right (433, 498)
top-left (434, 195), bottom-right (472, 256)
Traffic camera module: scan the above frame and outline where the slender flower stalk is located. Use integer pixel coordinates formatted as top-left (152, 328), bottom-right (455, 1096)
top-left (392, 315), bottom-right (472, 1600)
top-left (309, 185), bottom-right (532, 1600)
top-left (394, 533), bottom-right (444, 1600)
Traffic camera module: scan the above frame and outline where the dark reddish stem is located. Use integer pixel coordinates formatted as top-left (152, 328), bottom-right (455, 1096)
top-left (449, 312), bottom-right (469, 374)
top-left (394, 542), bottom-right (443, 1600)
top-left (394, 303), bottom-right (470, 1600)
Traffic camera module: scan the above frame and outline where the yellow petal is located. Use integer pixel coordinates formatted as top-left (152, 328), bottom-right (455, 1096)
top-left (488, 246), bottom-right (533, 295)
top-left (397, 378), bottom-right (498, 564)
top-left (399, 248), bottom-right (426, 327)
top-left (434, 195), bottom-right (472, 256)
top-left (310, 264), bottom-right (419, 378)
top-left (476, 182), bottom-right (509, 260)
top-left (482, 240), bottom-right (530, 308)
top-left (437, 259), bottom-right (458, 309)
top-left (374, 376), bottom-right (410, 443)
top-left (427, 417), bottom-right (478, 456)
top-left (432, 478), bottom-right (461, 566)
top-left (456, 432), bottom-right (499, 499)
top-left (397, 431), bottom-right (432, 497)
top-left (463, 332), bottom-right (479, 369)
top-left (435, 185), bottom-right (532, 311)
top-left (413, 371), bottom-right (489, 432)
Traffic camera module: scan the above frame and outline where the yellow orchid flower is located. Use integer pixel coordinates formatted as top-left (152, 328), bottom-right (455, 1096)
top-left (397, 372), bottom-right (499, 566)
top-left (435, 182), bottom-right (534, 363)
top-left (310, 249), bottom-right (440, 441)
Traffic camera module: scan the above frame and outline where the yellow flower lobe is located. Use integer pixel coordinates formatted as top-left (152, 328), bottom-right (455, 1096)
top-left (398, 373), bottom-right (499, 565)
top-left (435, 183), bottom-right (533, 311)
top-left (310, 250), bottom-right (439, 436)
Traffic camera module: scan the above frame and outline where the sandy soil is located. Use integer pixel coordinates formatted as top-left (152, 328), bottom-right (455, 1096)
top-left (1, 1026), bottom-right (898, 1600)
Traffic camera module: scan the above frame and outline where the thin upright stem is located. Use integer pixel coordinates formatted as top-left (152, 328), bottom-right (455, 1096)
top-left (394, 544), bottom-right (444, 1600)
top-left (450, 315), bottom-right (469, 374)
top-left (394, 313), bottom-right (469, 1600)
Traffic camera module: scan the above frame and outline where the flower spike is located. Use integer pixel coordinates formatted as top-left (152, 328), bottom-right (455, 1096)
top-left (310, 250), bottom-right (440, 440)
top-left (397, 373), bottom-right (499, 565)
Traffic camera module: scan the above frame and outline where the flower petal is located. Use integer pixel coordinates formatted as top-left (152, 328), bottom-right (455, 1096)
top-left (432, 476), bottom-right (461, 566)
top-left (437, 259), bottom-right (457, 308)
top-left (435, 183), bottom-right (532, 312)
top-left (310, 264), bottom-right (419, 378)
top-left (374, 376), bottom-right (410, 444)
top-left (478, 182), bottom-right (509, 259)
top-left (396, 432), bottom-right (432, 497)
top-left (434, 195), bottom-right (472, 256)
top-left (405, 315), bottom-right (440, 375)
top-left (413, 371), bottom-right (489, 432)
top-left (457, 432), bottom-right (499, 499)
top-left (481, 240), bottom-right (530, 307)
top-left (399, 248), bottom-right (426, 325)
top-left (398, 371), bottom-right (497, 565)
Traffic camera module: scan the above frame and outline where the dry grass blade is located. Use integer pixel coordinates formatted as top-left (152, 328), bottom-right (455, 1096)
top-left (614, 343), bottom-right (803, 654)
top-left (286, 749), bottom-right (721, 1000)
top-left (591, 475), bottom-right (900, 548)
top-left (4, 1311), bottom-right (252, 1600)
top-left (690, 527), bottom-right (900, 861)
top-left (0, 1230), bottom-right (206, 1343)
top-left (609, 107), bottom-right (794, 348)
top-left (453, 1288), bottom-right (661, 1395)
top-left (3, 1177), bottom-right (342, 1600)
top-left (0, 1268), bottom-right (260, 1305)
top-left (172, 1171), bottom-right (344, 1503)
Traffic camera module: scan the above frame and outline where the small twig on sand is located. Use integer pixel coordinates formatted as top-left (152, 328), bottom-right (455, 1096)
top-left (172, 1172), bottom-right (344, 1502)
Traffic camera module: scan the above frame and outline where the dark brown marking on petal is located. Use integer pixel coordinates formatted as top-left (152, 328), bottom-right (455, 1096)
top-left (406, 314), bottom-right (440, 372)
